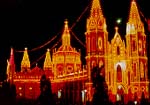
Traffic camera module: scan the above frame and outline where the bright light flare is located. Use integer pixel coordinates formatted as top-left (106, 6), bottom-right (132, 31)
top-left (116, 18), bottom-right (122, 24)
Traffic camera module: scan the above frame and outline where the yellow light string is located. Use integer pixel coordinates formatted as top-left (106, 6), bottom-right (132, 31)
top-left (31, 53), bottom-right (46, 67)
top-left (15, 0), bottom-right (91, 53)
top-left (15, 34), bottom-right (58, 53)
top-left (30, 38), bottom-right (62, 67)
top-left (14, 0), bottom-right (92, 66)
top-left (70, 0), bottom-right (91, 30)
top-left (70, 30), bottom-right (86, 48)
top-left (29, 35), bottom-right (57, 52)
top-left (139, 11), bottom-right (147, 23)
top-left (51, 38), bottom-right (62, 49)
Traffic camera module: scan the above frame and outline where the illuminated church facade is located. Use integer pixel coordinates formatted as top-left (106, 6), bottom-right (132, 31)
top-left (6, 0), bottom-right (149, 104)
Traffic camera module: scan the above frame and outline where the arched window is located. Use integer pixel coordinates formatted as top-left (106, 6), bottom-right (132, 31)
top-left (58, 66), bottom-right (63, 76)
top-left (117, 65), bottom-right (122, 82)
top-left (132, 40), bottom-right (136, 51)
top-left (117, 46), bottom-right (120, 55)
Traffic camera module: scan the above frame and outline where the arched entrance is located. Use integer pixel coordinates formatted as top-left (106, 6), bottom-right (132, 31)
top-left (116, 85), bottom-right (124, 103)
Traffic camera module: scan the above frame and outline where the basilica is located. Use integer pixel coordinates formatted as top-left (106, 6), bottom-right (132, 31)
top-left (6, 0), bottom-right (149, 104)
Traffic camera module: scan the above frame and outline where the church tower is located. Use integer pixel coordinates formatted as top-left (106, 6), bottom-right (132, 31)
top-left (85, 0), bottom-right (108, 71)
top-left (85, 0), bottom-right (149, 103)
top-left (85, 0), bottom-right (108, 101)
top-left (125, 0), bottom-right (149, 100)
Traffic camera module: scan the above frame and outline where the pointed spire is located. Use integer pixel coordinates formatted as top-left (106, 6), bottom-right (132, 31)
top-left (43, 48), bottom-right (52, 70)
top-left (21, 47), bottom-right (30, 72)
top-left (90, 0), bottom-right (103, 17)
top-left (115, 27), bottom-right (119, 34)
top-left (114, 27), bottom-right (119, 38)
top-left (9, 47), bottom-right (15, 65)
top-left (126, 0), bottom-right (144, 34)
top-left (87, 0), bottom-right (107, 31)
top-left (128, 0), bottom-right (140, 24)
top-left (6, 59), bottom-right (10, 81)
top-left (62, 19), bottom-right (71, 46)
top-left (111, 27), bottom-right (123, 45)
top-left (7, 48), bottom-right (16, 84)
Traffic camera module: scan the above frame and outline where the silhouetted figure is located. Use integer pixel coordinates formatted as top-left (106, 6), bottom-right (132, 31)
top-left (37, 74), bottom-right (55, 105)
top-left (91, 65), bottom-right (109, 105)
top-left (140, 92), bottom-right (149, 105)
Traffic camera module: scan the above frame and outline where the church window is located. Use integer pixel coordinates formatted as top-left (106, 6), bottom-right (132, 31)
top-left (132, 40), bottom-right (136, 51)
top-left (117, 65), bottom-right (122, 82)
top-left (98, 37), bottom-right (102, 50)
top-left (133, 63), bottom-right (136, 77)
top-left (139, 40), bottom-right (142, 52)
top-left (117, 46), bottom-right (120, 55)
top-left (140, 62), bottom-right (144, 79)
top-left (92, 37), bottom-right (96, 51)
top-left (58, 66), bottom-right (63, 76)
top-left (67, 66), bottom-right (73, 73)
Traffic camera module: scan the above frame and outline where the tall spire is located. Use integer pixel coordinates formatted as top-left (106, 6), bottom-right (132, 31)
top-left (6, 59), bottom-right (10, 82)
top-left (9, 48), bottom-right (15, 65)
top-left (126, 0), bottom-right (144, 34)
top-left (128, 0), bottom-right (141, 24)
top-left (87, 0), bottom-right (107, 31)
top-left (62, 19), bottom-right (70, 46)
top-left (43, 49), bottom-right (52, 70)
top-left (21, 47), bottom-right (30, 72)
top-left (90, 0), bottom-right (103, 17)
top-left (7, 47), bottom-right (15, 84)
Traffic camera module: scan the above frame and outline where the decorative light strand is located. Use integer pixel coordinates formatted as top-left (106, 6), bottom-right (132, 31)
top-left (70, 30), bottom-right (86, 48)
top-left (15, 34), bottom-right (58, 53)
top-left (31, 53), bottom-right (46, 67)
top-left (30, 38), bottom-right (62, 67)
top-left (139, 11), bottom-right (147, 23)
top-left (15, 0), bottom-right (91, 53)
top-left (14, 0), bottom-right (91, 65)
top-left (51, 38), bottom-right (62, 50)
top-left (70, 0), bottom-right (91, 30)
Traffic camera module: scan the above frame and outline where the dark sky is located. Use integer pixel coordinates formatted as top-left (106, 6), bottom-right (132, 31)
top-left (0, 0), bottom-right (149, 79)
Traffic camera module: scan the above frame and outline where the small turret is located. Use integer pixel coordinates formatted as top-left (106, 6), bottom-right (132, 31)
top-left (43, 48), bottom-right (53, 70)
top-left (62, 19), bottom-right (70, 46)
top-left (21, 47), bottom-right (30, 72)
top-left (7, 48), bottom-right (16, 84)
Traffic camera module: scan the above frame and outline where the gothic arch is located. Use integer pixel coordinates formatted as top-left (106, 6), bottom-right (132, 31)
top-left (117, 64), bottom-right (122, 82)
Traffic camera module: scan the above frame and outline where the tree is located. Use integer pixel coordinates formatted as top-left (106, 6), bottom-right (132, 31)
top-left (91, 65), bottom-right (109, 105)
top-left (37, 74), bottom-right (55, 105)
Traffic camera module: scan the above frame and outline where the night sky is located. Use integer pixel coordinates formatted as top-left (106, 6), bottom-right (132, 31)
top-left (0, 0), bottom-right (149, 80)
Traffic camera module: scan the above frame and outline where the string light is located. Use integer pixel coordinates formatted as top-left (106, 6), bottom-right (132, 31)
top-left (15, 0), bottom-right (91, 53)
top-left (15, 33), bottom-right (58, 53)
top-left (70, 30), bottom-right (86, 48)
top-left (13, 0), bottom-right (92, 66)
top-left (70, 0), bottom-right (92, 29)
top-left (31, 53), bottom-right (46, 67)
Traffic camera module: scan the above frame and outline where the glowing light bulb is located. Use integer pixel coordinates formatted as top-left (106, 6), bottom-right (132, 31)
top-left (116, 18), bottom-right (122, 24)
